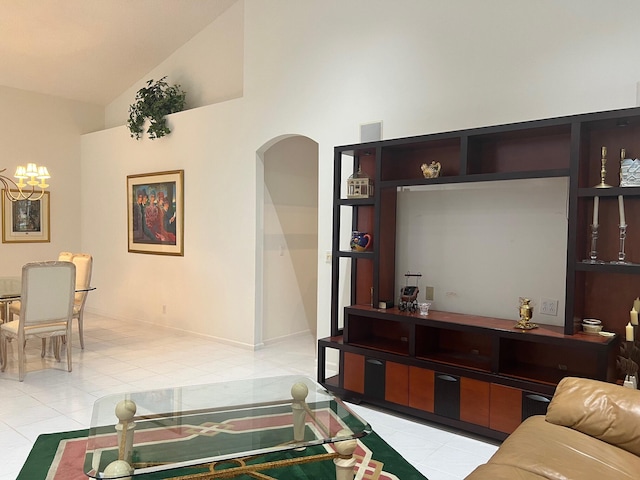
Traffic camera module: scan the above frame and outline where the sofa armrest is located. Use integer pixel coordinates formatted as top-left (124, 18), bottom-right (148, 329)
top-left (546, 377), bottom-right (640, 457)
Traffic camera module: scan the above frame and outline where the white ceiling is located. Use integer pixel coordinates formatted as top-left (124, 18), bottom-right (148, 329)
top-left (0, 0), bottom-right (237, 106)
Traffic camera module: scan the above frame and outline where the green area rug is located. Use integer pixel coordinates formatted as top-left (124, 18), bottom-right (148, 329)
top-left (18, 428), bottom-right (427, 479)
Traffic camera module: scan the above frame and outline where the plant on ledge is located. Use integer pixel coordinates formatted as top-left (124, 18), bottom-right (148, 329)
top-left (127, 77), bottom-right (187, 140)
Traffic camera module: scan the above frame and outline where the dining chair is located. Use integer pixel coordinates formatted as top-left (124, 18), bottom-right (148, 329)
top-left (70, 253), bottom-right (93, 349)
top-left (0, 261), bottom-right (75, 381)
top-left (9, 251), bottom-right (93, 349)
top-left (8, 252), bottom-right (73, 321)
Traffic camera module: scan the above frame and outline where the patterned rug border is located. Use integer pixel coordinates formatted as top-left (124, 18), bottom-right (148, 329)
top-left (18, 428), bottom-right (428, 480)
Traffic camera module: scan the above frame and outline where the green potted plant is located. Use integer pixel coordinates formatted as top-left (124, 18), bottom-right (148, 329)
top-left (127, 77), bottom-right (187, 140)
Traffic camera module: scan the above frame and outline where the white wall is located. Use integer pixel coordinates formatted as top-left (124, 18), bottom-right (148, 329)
top-left (395, 178), bottom-right (569, 325)
top-left (262, 136), bottom-right (318, 342)
top-left (81, 0), bottom-right (640, 347)
top-left (0, 86), bottom-right (103, 275)
top-left (81, 100), bottom-right (258, 346)
top-left (104, 0), bottom-right (243, 129)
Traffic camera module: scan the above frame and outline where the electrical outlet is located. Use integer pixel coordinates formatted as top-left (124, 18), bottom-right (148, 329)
top-left (425, 286), bottom-right (434, 301)
top-left (540, 298), bottom-right (558, 316)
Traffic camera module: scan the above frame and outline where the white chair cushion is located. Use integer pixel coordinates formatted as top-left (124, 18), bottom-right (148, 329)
top-left (1, 319), bottom-right (68, 337)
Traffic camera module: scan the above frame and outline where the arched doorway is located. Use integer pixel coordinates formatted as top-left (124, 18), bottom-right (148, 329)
top-left (256, 135), bottom-right (319, 346)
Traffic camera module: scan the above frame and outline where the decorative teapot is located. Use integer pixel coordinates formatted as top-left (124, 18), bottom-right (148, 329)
top-left (350, 231), bottom-right (372, 252)
top-left (421, 161), bottom-right (442, 179)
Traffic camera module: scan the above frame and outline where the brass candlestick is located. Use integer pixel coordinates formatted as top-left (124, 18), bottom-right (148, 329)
top-left (594, 146), bottom-right (612, 188)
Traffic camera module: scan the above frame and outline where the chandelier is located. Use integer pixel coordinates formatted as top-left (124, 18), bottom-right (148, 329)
top-left (0, 163), bottom-right (50, 202)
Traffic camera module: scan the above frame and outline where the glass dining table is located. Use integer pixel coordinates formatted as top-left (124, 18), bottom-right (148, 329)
top-left (0, 276), bottom-right (95, 322)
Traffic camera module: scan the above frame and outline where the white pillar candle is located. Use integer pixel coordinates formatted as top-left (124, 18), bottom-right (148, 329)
top-left (626, 322), bottom-right (634, 341)
top-left (631, 309), bottom-right (638, 326)
top-left (618, 195), bottom-right (626, 226)
top-left (592, 196), bottom-right (599, 226)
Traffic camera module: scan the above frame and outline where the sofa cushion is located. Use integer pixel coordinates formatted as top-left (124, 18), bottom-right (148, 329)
top-left (465, 462), bottom-right (546, 479)
top-left (546, 377), bottom-right (640, 457)
top-left (466, 415), bottom-right (640, 480)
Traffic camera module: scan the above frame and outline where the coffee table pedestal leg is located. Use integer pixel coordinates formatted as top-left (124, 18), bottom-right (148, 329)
top-left (115, 399), bottom-right (137, 464)
top-left (291, 382), bottom-right (309, 442)
top-left (334, 436), bottom-right (358, 480)
top-left (103, 399), bottom-right (137, 479)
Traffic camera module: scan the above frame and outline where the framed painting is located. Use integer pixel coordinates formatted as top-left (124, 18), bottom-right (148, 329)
top-left (127, 170), bottom-right (184, 256)
top-left (2, 190), bottom-right (50, 243)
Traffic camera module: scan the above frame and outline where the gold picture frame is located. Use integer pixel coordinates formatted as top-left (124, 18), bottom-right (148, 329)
top-left (127, 170), bottom-right (184, 256)
top-left (1, 190), bottom-right (50, 243)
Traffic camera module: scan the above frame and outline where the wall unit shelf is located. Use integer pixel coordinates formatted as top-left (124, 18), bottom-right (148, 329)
top-left (320, 106), bottom-right (640, 440)
top-left (380, 168), bottom-right (570, 189)
top-left (578, 186), bottom-right (640, 197)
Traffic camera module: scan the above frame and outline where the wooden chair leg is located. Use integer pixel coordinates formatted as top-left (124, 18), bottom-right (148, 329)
top-left (0, 335), bottom-right (6, 372)
top-left (66, 335), bottom-right (72, 372)
top-left (53, 337), bottom-right (61, 362)
top-left (78, 313), bottom-right (84, 349)
top-left (18, 337), bottom-right (25, 382)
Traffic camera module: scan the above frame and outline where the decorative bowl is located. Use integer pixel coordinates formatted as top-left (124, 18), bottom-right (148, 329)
top-left (582, 318), bottom-right (601, 326)
top-left (582, 323), bottom-right (603, 334)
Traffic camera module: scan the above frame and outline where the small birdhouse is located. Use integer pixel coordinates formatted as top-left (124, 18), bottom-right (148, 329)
top-left (346, 167), bottom-right (374, 199)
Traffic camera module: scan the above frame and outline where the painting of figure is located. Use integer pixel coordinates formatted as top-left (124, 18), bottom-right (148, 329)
top-left (127, 170), bottom-right (183, 256)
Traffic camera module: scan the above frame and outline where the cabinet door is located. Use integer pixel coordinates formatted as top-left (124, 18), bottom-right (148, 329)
top-left (364, 357), bottom-right (386, 400)
top-left (343, 352), bottom-right (365, 394)
top-left (489, 383), bottom-right (522, 434)
top-left (434, 373), bottom-right (460, 420)
top-left (460, 377), bottom-right (490, 427)
top-left (385, 361), bottom-right (408, 406)
top-left (522, 391), bottom-right (552, 420)
top-left (409, 366), bottom-right (434, 412)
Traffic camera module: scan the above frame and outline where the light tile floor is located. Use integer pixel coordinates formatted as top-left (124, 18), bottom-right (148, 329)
top-left (0, 313), bottom-right (498, 480)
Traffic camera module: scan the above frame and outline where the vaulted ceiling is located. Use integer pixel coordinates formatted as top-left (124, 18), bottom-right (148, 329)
top-left (0, 0), bottom-right (237, 105)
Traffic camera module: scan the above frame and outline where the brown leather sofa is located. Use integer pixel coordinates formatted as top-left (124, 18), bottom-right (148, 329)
top-left (466, 377), bottom-right (640, 479)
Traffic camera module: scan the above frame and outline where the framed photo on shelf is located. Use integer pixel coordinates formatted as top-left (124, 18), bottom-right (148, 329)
top-left (1, 190), bottom-right (50, 243)
top-left (127, 170), bottom-right (184, 256)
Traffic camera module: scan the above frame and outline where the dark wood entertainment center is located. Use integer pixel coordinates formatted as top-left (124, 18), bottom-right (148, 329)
top-left (318, 106), bottom-right (640, 440)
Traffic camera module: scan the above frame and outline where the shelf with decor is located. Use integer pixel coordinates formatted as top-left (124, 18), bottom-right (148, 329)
top-left (321, 106), bottom-right (640, 440)
top-left (380, 168), bottom-right (570, 189)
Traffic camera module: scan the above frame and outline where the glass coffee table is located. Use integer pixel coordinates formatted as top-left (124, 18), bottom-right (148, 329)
top-left (84, 375), bottom-right (371, 479)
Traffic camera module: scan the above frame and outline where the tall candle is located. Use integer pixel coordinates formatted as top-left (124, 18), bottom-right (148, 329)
top-left (634, 297), bottom-right (640, 313)
top-left (618, 195), bottom-right (626, 226)
top-left (631, 309), bottom-right (638, 326)
top-left (592, 196), bottom-right (599, 226)
top-left (626, 322), bottom-right (634, 341)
